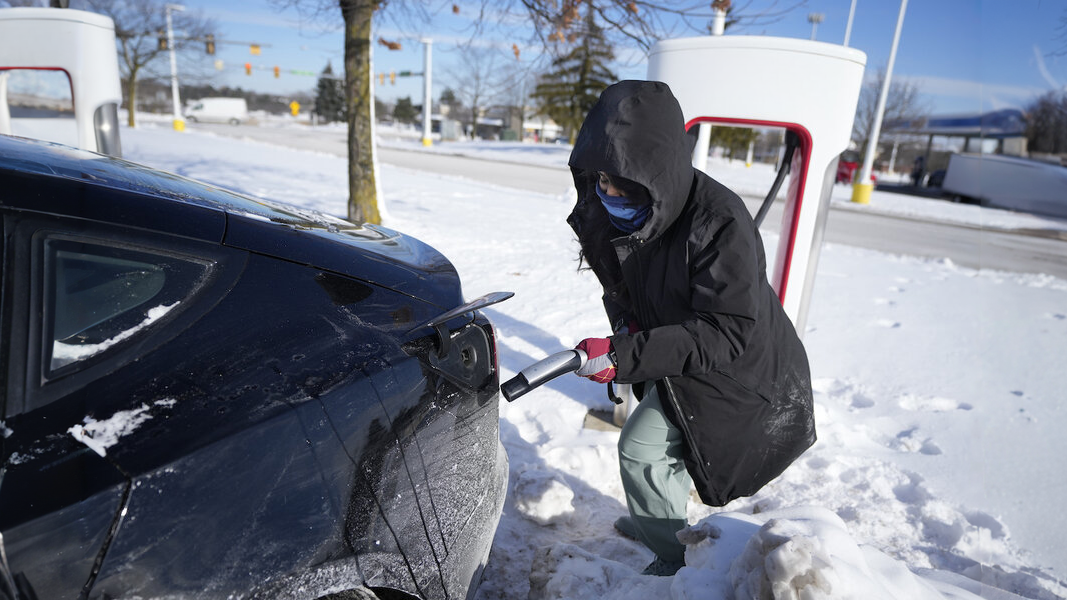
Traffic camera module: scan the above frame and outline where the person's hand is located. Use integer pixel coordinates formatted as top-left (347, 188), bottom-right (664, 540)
top-left (575, 338), bottom-right (616, 383)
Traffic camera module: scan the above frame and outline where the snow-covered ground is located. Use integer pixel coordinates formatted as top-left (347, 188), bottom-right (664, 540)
top-left (113, 120), bottom-right (1067, 600)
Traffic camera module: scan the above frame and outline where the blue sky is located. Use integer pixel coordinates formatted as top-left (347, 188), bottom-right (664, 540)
top-left (174, 0), bottom-right (1067, 117)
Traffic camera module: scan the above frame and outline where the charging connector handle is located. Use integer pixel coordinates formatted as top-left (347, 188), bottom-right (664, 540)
top-left (501, 349), bottom-right (587, 402)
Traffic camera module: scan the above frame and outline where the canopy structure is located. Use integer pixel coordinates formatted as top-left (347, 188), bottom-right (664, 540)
top-left (885, 108), bottom-right (1027, 156)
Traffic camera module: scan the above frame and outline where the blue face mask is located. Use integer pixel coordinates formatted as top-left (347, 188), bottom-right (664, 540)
top-left (596, 184), bottom-right (651, 233)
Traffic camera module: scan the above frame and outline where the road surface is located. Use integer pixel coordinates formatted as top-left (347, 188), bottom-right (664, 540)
top-left (190, 122), bottom-right (1067, 279)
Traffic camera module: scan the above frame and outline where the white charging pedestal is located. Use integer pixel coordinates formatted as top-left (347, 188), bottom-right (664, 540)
top-left (614, 37), bottom-right (866, 427)
top-left (0, 8), bottom-right (123, 156)
top-left (649, 36), bottom-right (866, 331)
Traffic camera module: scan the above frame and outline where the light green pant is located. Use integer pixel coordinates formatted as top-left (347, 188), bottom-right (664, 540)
top-left (618, 383), bottom-right (691, 563)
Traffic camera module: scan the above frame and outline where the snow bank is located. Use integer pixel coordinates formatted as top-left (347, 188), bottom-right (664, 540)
top-left (530, 507), bottom-right (1030, 600)
top-left (118, 126), bottom-right (1067, 600)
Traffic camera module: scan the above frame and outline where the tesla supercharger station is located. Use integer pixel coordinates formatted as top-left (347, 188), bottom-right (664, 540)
top-left (648, 35), bottom-right (866, 332)
top-left (0, 7), bottom-right (123, 157)
top-left (614, 36), bottom-right (865, 426)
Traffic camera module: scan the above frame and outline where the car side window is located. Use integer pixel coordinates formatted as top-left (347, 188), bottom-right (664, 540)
top-left (43, 236), bottom-right (211, 374)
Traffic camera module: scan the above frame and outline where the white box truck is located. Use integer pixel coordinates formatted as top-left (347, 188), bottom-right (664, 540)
top-left (941, 153), bottom-right (1067, 219)
top-left (184, 97), bottom-right (249, 125)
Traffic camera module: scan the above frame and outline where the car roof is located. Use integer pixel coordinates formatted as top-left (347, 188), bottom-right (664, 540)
top-left (0, 135), bottom-right (462, 307)
top-left (0, 134), bottom-right (297, 217)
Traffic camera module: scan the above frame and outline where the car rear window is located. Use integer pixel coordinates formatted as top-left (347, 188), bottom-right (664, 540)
top-left (44, 237), bottom-right (210, 373)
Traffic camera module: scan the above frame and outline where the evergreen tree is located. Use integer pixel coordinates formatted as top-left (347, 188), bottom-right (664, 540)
top-left (710, 127), bottom-right (759, 161)
top-left (393, 96), bottom-right (419, 124)
top-left (530, 9), bottom-right (616, 144)
top-left (315, 62), bottom-right (345, 123)
top-left (440, 88), bottom-right (458, 108)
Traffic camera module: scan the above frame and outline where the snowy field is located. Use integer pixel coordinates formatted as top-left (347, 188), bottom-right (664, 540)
top-left (108, 121), bottom-right (1067, 600)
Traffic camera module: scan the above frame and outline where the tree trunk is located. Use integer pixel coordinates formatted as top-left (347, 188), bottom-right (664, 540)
top-left (340, 0), bottom-right (380, 225)
top-left (126, 70), bottom-right (138, 128)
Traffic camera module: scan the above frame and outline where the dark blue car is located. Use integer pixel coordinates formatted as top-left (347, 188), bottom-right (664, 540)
top-left (0, 134), bottom-right (509, 600)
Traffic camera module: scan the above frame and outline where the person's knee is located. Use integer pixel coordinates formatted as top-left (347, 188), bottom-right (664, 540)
top-left (617, 429), bottom-right (650, 465)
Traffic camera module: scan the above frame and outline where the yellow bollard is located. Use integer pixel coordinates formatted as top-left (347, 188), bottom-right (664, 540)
top-left (421, 137), bottom-right (432, 147)
top-left (173, 119), bottom-right (185, 132)
top-left (851, 181), bottom-right (872, 204)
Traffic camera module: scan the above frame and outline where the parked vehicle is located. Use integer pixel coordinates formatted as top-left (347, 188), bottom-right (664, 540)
top-left (185, 97), bottom-right (250, 125)
top-left (836, 149), bottom-right (859, 183)
top-left (0, 134), bottom-right (509, 600)
top-left (940, 153), bottom-right (1067, 218)
top-left (926, 168), bottom-right (946, 188)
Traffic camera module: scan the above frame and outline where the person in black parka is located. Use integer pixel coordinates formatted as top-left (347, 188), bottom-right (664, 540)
top-left (568, 80), bottom-right (816, 576)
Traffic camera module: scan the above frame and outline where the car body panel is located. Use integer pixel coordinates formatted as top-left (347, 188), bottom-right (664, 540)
top-left (0, 134), bottom-right (507, 600)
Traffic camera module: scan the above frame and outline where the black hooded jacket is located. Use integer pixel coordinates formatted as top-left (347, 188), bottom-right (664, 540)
top-left (568, 80), bottom-right (815, 506)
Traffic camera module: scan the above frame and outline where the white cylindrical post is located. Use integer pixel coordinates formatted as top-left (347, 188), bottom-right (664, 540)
top-left (844, 0), bottom-right (858, 47)
top-left (693, 123), bottom-right (712, 172)
top-left (711, 8), bottom-right (726, 35)
top-left (0, 72), bottom-right (10, 135)
top-left (745, 139), bottom-right (755, 167)
top-left (421, 38), bottom-right (432, 146)
top-left (694, 7), bottom-right (727, 171)
top-left (166, 4), bottom-right (185, 131)
top-left (852, 0), bottom-right (907, 204)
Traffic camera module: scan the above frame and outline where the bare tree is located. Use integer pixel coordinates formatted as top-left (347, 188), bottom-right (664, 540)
top-left (82, 0), bottom-right (215, 128)
top-left (1025, 91), bottom-right (1067, 155)
top-left (444, 46), bottom-right (511, 139)
top-left (851, 68), bottom-right (930, 163)
top-left (275, 0), bottom-right (806, 225)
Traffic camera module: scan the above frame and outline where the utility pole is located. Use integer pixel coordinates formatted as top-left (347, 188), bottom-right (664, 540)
top-left (852, 0), bottom-right (908, 204)
top-left (165, 3), bottom-right (185, 131)
top-left (421, 38), bottom-right (432, 147)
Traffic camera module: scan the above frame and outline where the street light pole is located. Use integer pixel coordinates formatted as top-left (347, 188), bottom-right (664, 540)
top-left (843, 0), bottom-right (858, 46)
top-left (165, 3), bottom-right (185, 131)
top-left (807, 13), bottom-right (825, 41)
top-left (852, 0), bottom-right (908, 204)
top-left (421, 38), bottom-right (432, 147)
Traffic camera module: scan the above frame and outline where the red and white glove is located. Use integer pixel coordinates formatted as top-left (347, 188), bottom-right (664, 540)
top-left (575, 337), bottom-right (616, 383)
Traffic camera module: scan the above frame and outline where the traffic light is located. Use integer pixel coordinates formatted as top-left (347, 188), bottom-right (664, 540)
top-left (245, 62), bottom-right (252, 76)
top-left (250, 44), bottom-right (261, 56)
top-left (158, 30), bottom-right (168, 51)
top-left (389, 71), bottom-right (396, 85)
top-left (378, 73), bottom-right (385, 86)
top-left (205, 34), bottom-right (215, 55)
top-left (274, 66), bottom-right (280, 78)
